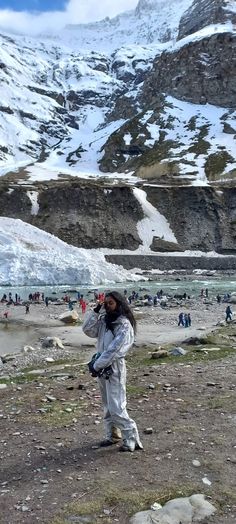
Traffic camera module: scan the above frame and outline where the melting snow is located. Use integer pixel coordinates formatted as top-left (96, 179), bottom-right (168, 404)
top-left (133, 187), bottom-right (177, 250)
top-left (27, 191), bottom-right (39, 215)
top-left (124, 133), bottom-right (132, 145)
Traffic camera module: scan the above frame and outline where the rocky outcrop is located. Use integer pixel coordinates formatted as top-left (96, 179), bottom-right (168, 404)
top-left (0, 186), bottom-right (32, 218)
top-left (0, 181), bottom-right (236, 254)
top-left (141, 32), bottom-right (236, 107)
top-left (178, 0), bottom-right (236, 40)
top-left (0, 181), bottom-right (144, 250)
top-left (144, 185), bottom-right (236, 253)
top-left (66, 89), bottom-right (109, 109)
top-left (150, 237), bottom-right (183, 252)
top-left (99, 93), bottom-right (236, 181)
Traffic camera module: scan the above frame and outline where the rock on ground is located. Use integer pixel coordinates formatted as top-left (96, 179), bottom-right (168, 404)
top-left (41, 336), bottom-right (64, 349)
top-left (130, 494), bottom-right (216, 524)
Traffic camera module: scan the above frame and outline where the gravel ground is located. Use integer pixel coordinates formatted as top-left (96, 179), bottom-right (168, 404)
top-left (0, 298), bottom-right (235, 524)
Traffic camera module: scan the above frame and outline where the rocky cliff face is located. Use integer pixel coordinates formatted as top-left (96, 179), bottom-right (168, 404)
top-left (0, 180), bottom-right (235, 254)
top-left (143, 33), bottom-right (236, 108)
top-left (0, 181), bottom-right (143, 250)
top-left (178, 0), bottom-right (236, 40)
top-left (144, 185), bottom-right (236, 253)
top-left (142, 32), bottom-right (236, 107)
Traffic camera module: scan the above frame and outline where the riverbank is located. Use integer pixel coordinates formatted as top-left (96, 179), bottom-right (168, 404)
top-left (0, 294), bottom-right (231, 358)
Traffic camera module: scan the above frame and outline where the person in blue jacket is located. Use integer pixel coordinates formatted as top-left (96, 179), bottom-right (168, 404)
top-left (82, 291), bottom-right (143, 452)
top-left (226, 305), bottom-right (232, 322)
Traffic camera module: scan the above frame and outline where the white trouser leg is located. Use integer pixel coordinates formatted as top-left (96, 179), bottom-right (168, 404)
top-left (99, 359), bottom-right (141, 442)
top-left (98, 376), bottom-right (113, 439)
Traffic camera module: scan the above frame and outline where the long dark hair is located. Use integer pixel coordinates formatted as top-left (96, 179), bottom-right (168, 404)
top-left (105, 291), bottom-right (137, 334)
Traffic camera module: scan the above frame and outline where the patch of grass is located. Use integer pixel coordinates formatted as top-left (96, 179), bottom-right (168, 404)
top-left (38, 400), bottom-right (88, 427)
top-left (104, 485), bottom-right (196, 512)
top-left (192, 346), bottom-right (235, 362)
top-left (188, 138), bottom-right (211, 156)
top-left (205, 151), bottom-right (235, 180)
top-left (51, 484), bottom-right (197, 524)
top-left (21, 357), bottom-right (82, 373)
top-left (186, 124), bottom-right (211, 156)
top-left (127, 384), bottom-right (147, 396)
top-left (127, 344), bottom-right (235, 369)
top-left (207, 393), bottom-right (236, 410)
top-left (0, 373), bottom-right (46, 385)
top-left (0, 378), bottom-right (11, 385)
top-left (218, 488), bottom-right (236, 507)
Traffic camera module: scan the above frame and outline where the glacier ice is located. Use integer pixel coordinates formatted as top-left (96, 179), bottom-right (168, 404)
top-left (0, 218), bottom-right (139, 286)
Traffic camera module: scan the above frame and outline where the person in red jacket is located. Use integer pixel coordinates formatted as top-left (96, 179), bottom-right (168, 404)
top-left (81, 300), bottom-right (87, 314)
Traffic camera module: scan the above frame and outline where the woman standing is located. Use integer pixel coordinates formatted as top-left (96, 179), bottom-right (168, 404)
top-left (82, 291), bottom-right (143, 452)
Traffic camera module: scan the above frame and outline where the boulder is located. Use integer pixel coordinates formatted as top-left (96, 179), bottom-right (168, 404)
top-left (130, 494), bottom-right (216, 524)
top-left (59, 311), bottom-right (79, 324)
top-left (169, 347), bottom-right (187, 356)
top-left (150, 237), bottom-right (183, 253)
top-left (41, 337), bottom-right (64, 349)
top-left (151, 350), bottom-right (169, 359)
top-left (22, 346), bottom-right (36, 353)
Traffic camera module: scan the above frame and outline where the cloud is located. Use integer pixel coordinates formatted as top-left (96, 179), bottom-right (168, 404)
top-left (0, 0), bottom-right (138, 35)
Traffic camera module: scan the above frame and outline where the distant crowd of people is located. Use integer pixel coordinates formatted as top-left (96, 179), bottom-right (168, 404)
top-left (0, 286), bottom-right (235, 325)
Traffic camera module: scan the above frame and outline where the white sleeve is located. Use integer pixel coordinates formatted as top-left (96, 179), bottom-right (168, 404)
top-left (82, 311), bottom-right (100, 338)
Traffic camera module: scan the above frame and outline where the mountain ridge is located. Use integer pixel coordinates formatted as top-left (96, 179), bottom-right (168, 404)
top-left (0, 1), bottom-right (235, 184)
top-left (0, 0), bottom-right (235, 260)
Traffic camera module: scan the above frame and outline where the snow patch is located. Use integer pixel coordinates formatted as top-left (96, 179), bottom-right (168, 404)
top-left (124, 133), bottom-right (132, 145)
top-left (133, 187), bottom-right (177, 250)
top-left (225, 1), bottom-right (236, 14)
top-left (171, 22), bottom-right (235, 53)
top-left (27, 191), bottom-right (39, 216)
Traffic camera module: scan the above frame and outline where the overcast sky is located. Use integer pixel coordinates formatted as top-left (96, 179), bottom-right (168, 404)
top-left (0, 0), bottom-right (138, 34)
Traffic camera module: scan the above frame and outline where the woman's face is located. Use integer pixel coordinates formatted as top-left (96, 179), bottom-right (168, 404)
top-left (104, 295), bottom-right (117, 313)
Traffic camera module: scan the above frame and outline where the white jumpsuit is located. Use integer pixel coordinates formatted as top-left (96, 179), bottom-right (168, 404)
top-left (82, 310), bottom-right (142, 444)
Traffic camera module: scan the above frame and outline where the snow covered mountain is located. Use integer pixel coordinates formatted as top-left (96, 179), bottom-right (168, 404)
top-left (0, 0), bottom-right (236, 269)
top-left (49, 0), bottom-right (191, 51)
top-left (0, 0), bottom-right (235, 186)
